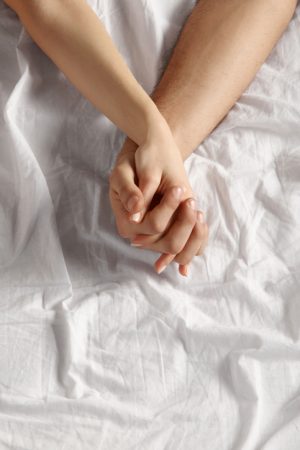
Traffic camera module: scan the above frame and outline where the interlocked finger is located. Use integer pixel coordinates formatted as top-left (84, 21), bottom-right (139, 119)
top-left (174, 211), bottom-right (208, 265)
top-left (131, 184), bottom-right (185, 233)
top-left (131, 198), bottom-right (198, 255)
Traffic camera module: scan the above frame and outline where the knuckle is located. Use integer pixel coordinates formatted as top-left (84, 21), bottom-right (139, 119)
top-left (149, 216), bottom-right (164, 234)
top-left (179, 208), bottom-right (197, 226)
top-left (167, 240), bottom-right (182, 255)
top-left (141, 170), bottom-right (160, 186)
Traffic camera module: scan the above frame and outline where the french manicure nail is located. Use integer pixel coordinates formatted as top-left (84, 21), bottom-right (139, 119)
top-left (157, 264), bottom-right (167, 274)
top-left (130, 212), bottom-right (142, 223)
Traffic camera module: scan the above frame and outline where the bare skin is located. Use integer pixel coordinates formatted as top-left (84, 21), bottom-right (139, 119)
top-left (4, 0), bottom-right (201, 276)
top-left (5, 0), bottom-right (297, 277)
top-left (110, 0), bottom-right (297, 274)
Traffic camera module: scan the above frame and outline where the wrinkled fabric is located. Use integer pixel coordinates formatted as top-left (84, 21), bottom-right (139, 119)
top-left (0, 0), bottom-right (300, 449)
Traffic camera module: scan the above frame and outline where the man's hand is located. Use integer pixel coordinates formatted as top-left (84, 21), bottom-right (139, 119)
top-left (109, 135), bottom-right (208, 276)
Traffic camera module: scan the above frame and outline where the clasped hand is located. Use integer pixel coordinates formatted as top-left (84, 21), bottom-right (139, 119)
top-left (109, 126), bottom-right (208, 276)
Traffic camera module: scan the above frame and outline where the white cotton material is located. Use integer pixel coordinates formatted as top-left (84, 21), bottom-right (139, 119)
top-left (0, 0), bottom-right (300, 449)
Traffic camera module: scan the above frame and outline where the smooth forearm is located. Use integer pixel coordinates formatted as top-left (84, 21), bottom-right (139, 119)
top-left (152, 0), bottom-right (297, 160)
top-left (7, 0), bottom-right (165, 145)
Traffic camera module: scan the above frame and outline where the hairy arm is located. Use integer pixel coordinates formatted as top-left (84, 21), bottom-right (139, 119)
top-left (152, 0), bottom-right (297, 160)
top-left (112, 0), bottom-right (296, 274)
top-left (4, 0), bottom-right (167, 146)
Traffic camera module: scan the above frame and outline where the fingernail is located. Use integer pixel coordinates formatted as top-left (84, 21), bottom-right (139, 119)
top-left (187, 199), bottom-right (196, 210)
top-left (129, 212), bottom-right (142, 223)
top-left (127, 195), bottom-right (139, 212)
top-left (182, 265), bottom-right (189, 277)
top-left (172, 186), bottom-right (183, 200)
top-left (157, 264), bottom-right (167, 274)
top-left (131, 242), bottom-right (142, 247)
top-left (197, 211), bottom-right (205, 223)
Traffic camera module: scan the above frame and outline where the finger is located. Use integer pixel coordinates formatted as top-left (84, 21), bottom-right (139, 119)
top-left (132, 185), bottom-right (185, 235)
top-left (109, 191), bottom-right (135, 239)
top-left (154, 253), bottom-right (176, 274)
top-left (177, 212), bottom-right (208, 276)
top-left (109, 180), bottom-right (144, 240)
top-left (131, 197), bottom-right (197, 254)
top-left (128, 184), bottom-right (188, 242)
top-left (133, 170), bottom-right (162, 223)
top-left (179, 264), bottom-right (189, 277)
top-left (196, 222), bottom-right (209, 256)
top-left (195, 212), bottom-right (209, 256)
top-left (173, 211), bottom-right (208, 265)
top-left (109, 162), bottom-right (145, 216)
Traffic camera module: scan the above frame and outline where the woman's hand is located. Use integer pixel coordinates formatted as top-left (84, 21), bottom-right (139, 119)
top-left (109, 131), bottom-right (208, 275)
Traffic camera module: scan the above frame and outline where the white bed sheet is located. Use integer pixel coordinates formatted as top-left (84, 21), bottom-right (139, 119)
top-left (0, 0), bottom-right (300, 449)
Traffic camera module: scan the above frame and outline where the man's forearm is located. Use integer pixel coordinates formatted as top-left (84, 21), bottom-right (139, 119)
top-left (152, 0), bottom-right (297, 161)
top-left (5, 0), bottom-right (165, 146)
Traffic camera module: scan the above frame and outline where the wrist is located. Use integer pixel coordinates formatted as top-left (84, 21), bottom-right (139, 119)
top-left (143, 103), bottom-right (172, 143)
top-left (153, 102), bottom-right (193, 161)
top-left (152, 96), bottom-right (208, 161)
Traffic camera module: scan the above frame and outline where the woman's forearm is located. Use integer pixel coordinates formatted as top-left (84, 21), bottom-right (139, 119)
top-left (151, 0), bottom-right (297, 160)
top-left (6, 0), bottom-right (165, 145)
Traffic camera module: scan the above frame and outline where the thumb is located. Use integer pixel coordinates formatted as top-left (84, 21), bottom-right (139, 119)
top-left (109, 162), bottom-right (145, 216)
top-left (134, 170), bottom-right (161, 222)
